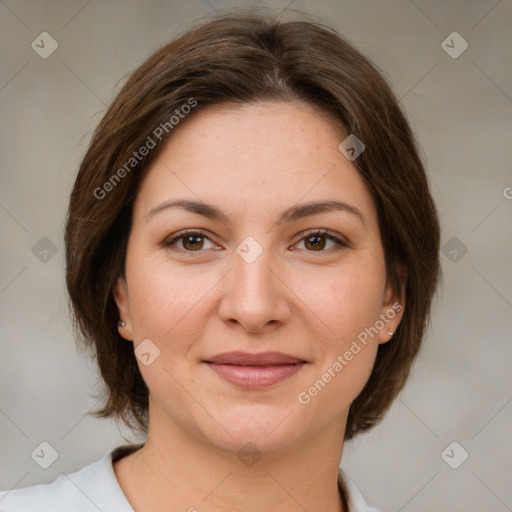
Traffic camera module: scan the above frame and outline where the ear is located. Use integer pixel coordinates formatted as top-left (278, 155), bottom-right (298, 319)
top-left (113, 275), bottom-right (133, 341)
top-left (377, 266), bottom-right (406, 345)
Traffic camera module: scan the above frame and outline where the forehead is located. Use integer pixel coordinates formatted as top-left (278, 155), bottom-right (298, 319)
top-left (134, 100), bottom-right (378, 228)
top-left (156, 100), bottom-right (345, 173)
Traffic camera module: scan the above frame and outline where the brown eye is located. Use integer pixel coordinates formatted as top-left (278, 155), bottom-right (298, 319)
top-left (295, 230), bottom-right (349, 252)
top-left (182, 234), bottom-right (204, 250)
top-left (164, 231), bottom-right (216, 251)
top-left (304, 234), bottom-right (327, 251)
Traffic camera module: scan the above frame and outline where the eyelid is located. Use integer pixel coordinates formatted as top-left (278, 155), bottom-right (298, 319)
top-left (164, 228), bottom-right (352, 253)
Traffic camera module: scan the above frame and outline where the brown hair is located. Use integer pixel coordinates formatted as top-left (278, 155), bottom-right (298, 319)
top-left (65, 9), bottom-right (440, 440)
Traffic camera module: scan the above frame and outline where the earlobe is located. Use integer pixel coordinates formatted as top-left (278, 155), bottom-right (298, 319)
top-left (377, 298), bottom-right (404, 345)
top-left (113, 276), bottom-right (133, 341)
top-left (378, 273), bottom-right (406, 345)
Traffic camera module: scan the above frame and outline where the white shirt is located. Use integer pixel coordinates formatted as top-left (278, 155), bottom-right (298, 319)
top-left (0, 444), bottom-right (382, 511)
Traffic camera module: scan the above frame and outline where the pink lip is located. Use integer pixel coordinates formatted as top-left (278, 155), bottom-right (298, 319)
top-left (203, 351), bottom-right (307, 389)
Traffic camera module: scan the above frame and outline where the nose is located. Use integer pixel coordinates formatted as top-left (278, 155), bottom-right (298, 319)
top-left (217, 242), bottom-right (292, 334)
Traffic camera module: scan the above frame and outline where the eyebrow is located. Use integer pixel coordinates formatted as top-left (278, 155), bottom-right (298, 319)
top-left (146, 199), bottom-right (365, 226)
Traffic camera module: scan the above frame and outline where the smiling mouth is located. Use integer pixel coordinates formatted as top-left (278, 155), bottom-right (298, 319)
top-left (203, 351), bottom-right (307, 389)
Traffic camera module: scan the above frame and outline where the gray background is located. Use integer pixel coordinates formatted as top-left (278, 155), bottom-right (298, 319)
top-left (1, 0), bottom-right (511, 511)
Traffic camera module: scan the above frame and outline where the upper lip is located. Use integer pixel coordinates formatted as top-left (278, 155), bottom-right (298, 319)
top-left (204, 351), bottom-right (306, 366)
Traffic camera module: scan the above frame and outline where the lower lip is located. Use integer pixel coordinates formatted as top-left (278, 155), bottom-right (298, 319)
top-left (204, 362), bottom-right (305, 389)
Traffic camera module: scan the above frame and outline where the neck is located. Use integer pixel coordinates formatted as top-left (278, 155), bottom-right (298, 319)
top-left (114, 411), bottom-right (347, 512)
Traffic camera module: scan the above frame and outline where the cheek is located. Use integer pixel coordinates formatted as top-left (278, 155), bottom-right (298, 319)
top-left (314, 345), bottom-right (378, 414)
top-left (126, 252), bottom-right (207, 340)
top-left (298, 314), bottom-right (379, 418)
top-left (304, 264), bottom-right (386, 341)
top-left (299, 263), bottom-right (384, 401)
top-left (126, 261), bottom-right (207, 408)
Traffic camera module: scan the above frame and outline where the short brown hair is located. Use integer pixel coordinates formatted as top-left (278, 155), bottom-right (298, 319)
top-left (65, 9), bottom-right (440, 440)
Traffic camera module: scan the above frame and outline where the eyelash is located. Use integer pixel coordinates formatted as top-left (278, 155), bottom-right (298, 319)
top-left (163, 229), bottom-right (351, 254)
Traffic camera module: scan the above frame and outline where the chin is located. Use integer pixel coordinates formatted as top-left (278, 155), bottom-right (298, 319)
top-left (197, 402), bottom-right (308, 456)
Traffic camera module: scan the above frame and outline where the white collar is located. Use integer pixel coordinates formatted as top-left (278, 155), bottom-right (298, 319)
top-left (338, 467), bottom-right (381, 512)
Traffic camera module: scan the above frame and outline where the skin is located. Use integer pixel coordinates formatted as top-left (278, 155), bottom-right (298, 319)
top-left (113, 100), bottom-right (404, 512)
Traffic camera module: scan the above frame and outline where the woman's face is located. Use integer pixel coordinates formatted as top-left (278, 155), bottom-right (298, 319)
top-left (114, 100), bottom-right (403, 455)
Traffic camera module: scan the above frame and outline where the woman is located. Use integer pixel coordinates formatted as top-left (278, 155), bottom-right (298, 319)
top-left (0, 9), bottom-right (440, 512)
